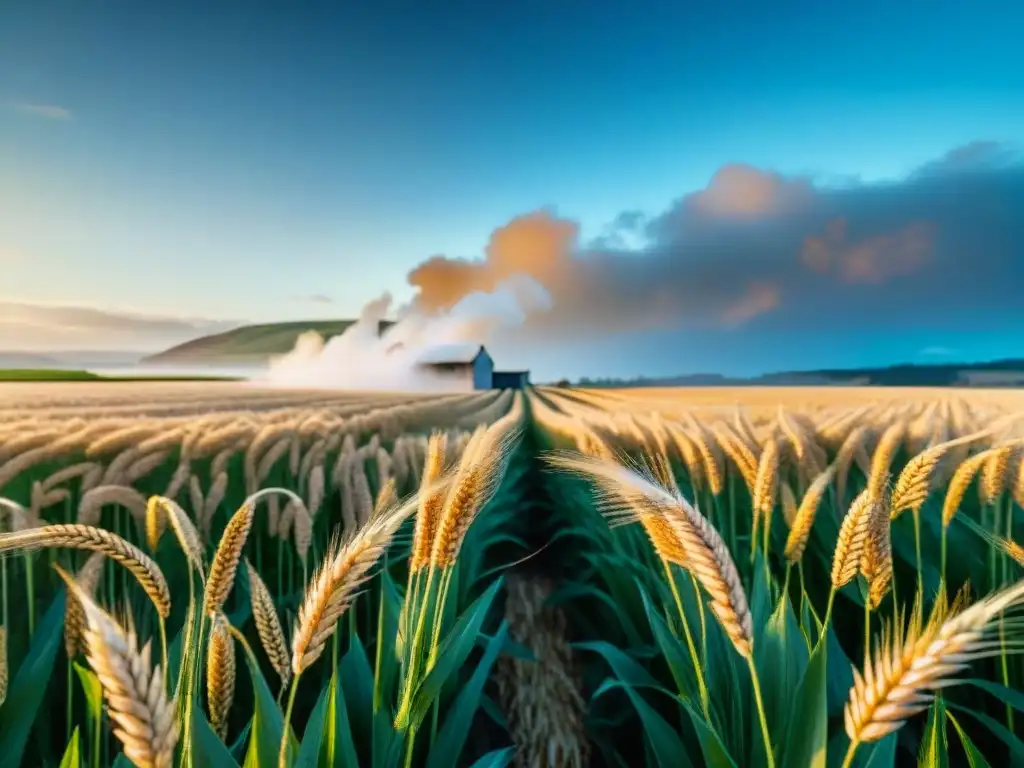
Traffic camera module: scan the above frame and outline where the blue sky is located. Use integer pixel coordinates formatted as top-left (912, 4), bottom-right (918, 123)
top-left (1, 1), bottom-right (1022, 378)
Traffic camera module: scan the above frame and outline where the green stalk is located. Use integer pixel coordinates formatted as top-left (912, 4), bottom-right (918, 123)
top-left (663, 560), bottom-right (709, 720)
top-left (691, 573), bottom-right (708, 659)
top-left (840, 738), bottom-right (860, 768)
top-left (2, 553), bottom-right (8, 630)
top-left (747, 655), bottom-right (775, 768)
top-left (824, 587), bottom-right (837, 631)
top-left (913, 510), bottom-right (924, 597)
top-left (863, 599), bottom-right (871, 667)
top-left (395, 566), bottom-right (439, 729)
top-left (279, 674), bottom-right (301, 768)
top-left (66, 659), bottom-right (73, 743)
top-left (24, 552), bottom-right (35, 635)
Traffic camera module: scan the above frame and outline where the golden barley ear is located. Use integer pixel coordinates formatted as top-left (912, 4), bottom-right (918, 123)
top-left (548, 452), bottom-right (753, 658)
top-left (845, 577), bottom-right (1024, 744)
top-left (0, 523), bottom-right (171, 618)
top-left (64, 552), bottom-right (106, 660)
top-left (245, 560), bottom-right (291, 689)
top-left (290, 491), bottom-right (426, 676)
top-left (52, 564), bottom-right (179, 768)
top-left (207, 612), bottom-right (237, 741)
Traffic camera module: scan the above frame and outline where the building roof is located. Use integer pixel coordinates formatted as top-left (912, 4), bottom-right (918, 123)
top-left (415, 343), bottom-right (488, 366)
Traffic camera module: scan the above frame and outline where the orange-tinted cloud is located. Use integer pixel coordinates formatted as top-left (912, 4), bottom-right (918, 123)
top-left (406, 141), bottom-right (1021, 339)
top-left (801, 218), bottom-right (935, 283)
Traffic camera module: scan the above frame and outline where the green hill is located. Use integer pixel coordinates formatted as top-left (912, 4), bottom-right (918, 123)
top-left (143, 319), bottom-right (394, 365)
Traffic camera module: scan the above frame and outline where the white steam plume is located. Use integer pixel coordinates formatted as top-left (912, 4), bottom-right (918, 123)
top-left (258, 276), bottom-right (549, 391)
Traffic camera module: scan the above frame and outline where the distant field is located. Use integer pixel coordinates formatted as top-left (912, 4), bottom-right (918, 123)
top-left (541, 384), bottom-right (1024, 415)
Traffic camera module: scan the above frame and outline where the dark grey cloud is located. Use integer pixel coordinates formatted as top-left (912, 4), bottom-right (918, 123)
top-left (408, 142), bottom-right (1024, 341)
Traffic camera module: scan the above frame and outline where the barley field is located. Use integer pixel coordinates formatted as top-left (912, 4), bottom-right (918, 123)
top-left (0, 381), bottom-right (1022, 767)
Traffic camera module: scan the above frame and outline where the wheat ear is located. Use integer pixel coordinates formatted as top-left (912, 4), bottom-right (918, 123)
top-left (53, 564), bottom-right (178, 768)
top-left (784, 465), bottom-right (836, 564)
top-left (147, 496), bottom-right (206, 578)
top-left (245, 560), bottom-right (291, 688)
top-left (291, 490), bottom-right (428, 676)
top-left (207, 612), bottom-right (237, 740)
top-left (64, 552), bottom-right (106, 659)
top-left (0, 524), bottom-right (170, 617)
top-left (549, 452), bottom-right (753, 658)
top-left (831, 490), bottom-right (876, 589)
top-left (845, 578), bottom-right (1024, 745)
top-left (204, 488), bottom-right (303, 617)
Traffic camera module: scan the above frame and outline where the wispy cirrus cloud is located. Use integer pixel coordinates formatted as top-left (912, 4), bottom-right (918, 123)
top-left (9, 102), bottom-right (73, 121)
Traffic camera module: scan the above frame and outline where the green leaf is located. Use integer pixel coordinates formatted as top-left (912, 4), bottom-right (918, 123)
top-left (73, 662), bottom-right (104, 733)
top-left (326, 669), bottom-right (360, 768)
top-left (574, 641), bottom-right (663, 692)
top-left (340, 634), bottom-right (394, 766)
top-left (239, 637), bottom-right (295, 767)
top-left (0, 591), bottom-right (66, 768)
top-left (595, 680), bottom-right (693, 768)
top-left (426, 623), bottom-right (510, 768)
top-left (946, 710), bottom-right (991, 768)
top-left (409, 576), bottom-right (504, 729)
top-left (756, 593), bottom-right (809, 744)
top-left (191, 705), bottom-right (240, 768)
top-left (466, 747), bottom-right (515, 768)
top-left (780, 636), bottom-right (828, 768)
top-left (639, 584), bottom-right (700, 705)
top-left (918, 697), bottom-right (947, 768)
top-left (58, 727), bottom-right (81, 768)
top-left (293, 682), bottom-right (329, 768)
top-left (678, 697), bottom-right (737, 767)
top-left (948, 703), bottom-right (1024, 762)
top-left (861, 734), bottom-right (898, 768)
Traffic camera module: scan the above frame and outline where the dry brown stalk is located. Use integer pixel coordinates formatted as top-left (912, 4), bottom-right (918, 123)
top-left (0, 524), bottom-right (170, 617)
top-left (207, 613), bottom-right (237, 740)
top-left (845, 578), bottom-right (1024, 744)
top-left (497, 575), bottom-right (589, 768)
top-left (53, 565), bottom-right (178, 768)
top-left (245, 561), bottom-right (291, 688)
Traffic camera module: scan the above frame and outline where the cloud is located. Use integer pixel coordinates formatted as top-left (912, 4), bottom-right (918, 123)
top-left (406, 141), bottom-right (1024, 341)
top-left (10, 102), bottom-right (73, 121)
top-left (291, 294), bottom-right (334, 304)
top-left (0, 302), bottom-right (241, 351)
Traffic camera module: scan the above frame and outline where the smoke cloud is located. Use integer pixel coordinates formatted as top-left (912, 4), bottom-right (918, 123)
top-left (260, 278), bottom-right (549, 391)
top-left (406, 141), bottom-right (1024, 339)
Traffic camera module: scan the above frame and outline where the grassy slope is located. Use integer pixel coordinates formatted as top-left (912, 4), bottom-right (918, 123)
top-left (143, 319), bottom-right (395, 364)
